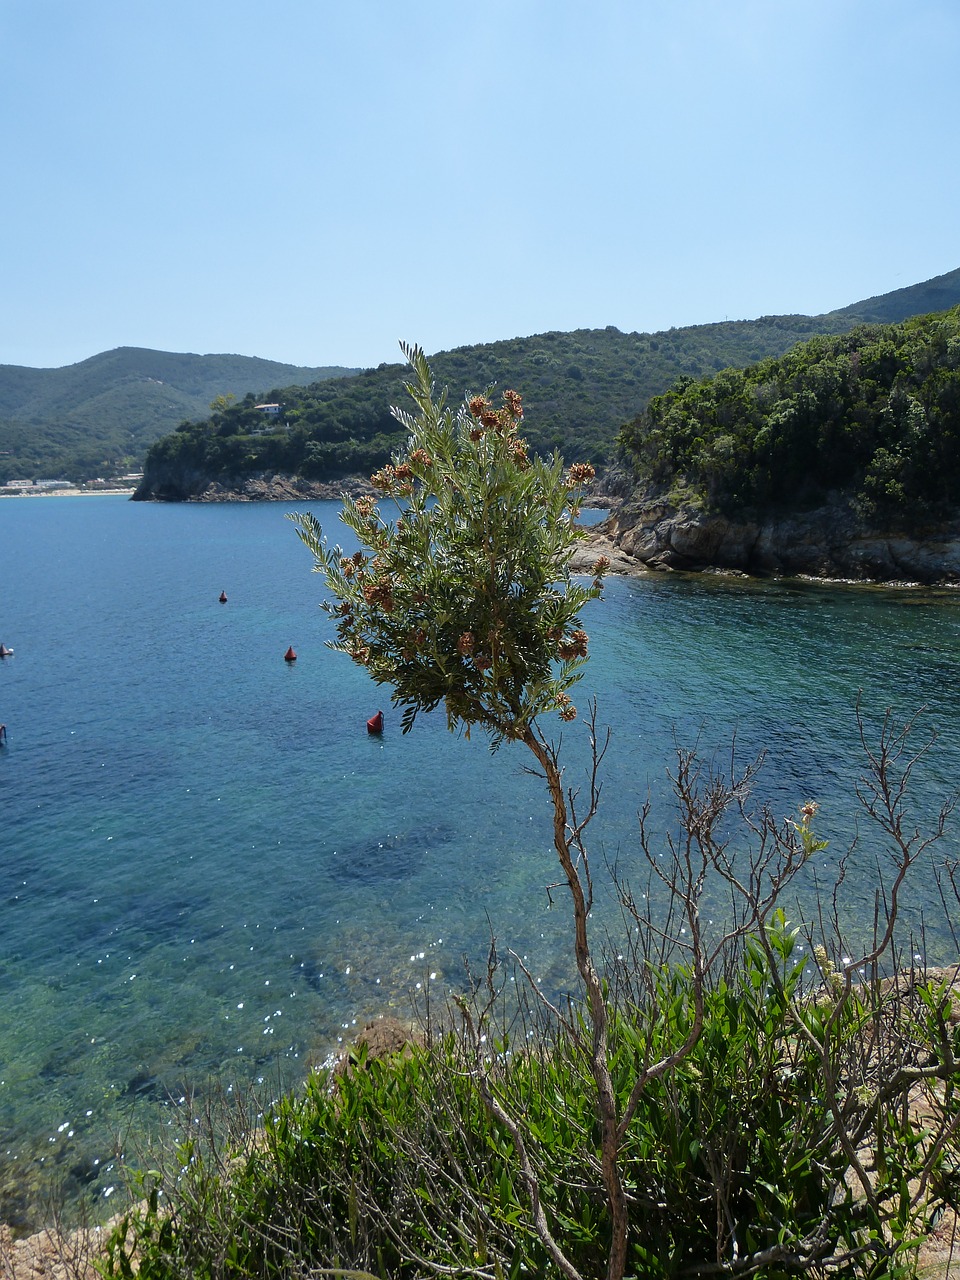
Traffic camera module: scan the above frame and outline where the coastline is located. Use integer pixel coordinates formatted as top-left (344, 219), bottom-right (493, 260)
top-left (571, 524), bottom-right (960, 591)
top-left (0, 488), bottom-right (135, 499)
top-left (9, 477), bottom-right (960, 589)
top-left (579, 488), bottom-right (960, 589)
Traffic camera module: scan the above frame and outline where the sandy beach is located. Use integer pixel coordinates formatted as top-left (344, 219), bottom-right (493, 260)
top-left (0, 488), bottom-right (135, 499)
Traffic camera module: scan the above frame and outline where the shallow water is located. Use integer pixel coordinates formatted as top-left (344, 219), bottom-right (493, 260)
top-left (1, 496), bottom-right (959, 1225)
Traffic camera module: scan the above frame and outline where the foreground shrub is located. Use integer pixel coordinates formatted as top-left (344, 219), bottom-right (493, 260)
top-left (105, 905), bottom-right (960, 1279)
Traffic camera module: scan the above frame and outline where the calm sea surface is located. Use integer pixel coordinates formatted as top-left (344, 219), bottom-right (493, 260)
top-left (2, 495), bottom-right (960, 1225)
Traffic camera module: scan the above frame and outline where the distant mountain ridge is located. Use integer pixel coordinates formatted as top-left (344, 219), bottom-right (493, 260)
top-left (828, 267), bottom-right (960, 324)
top-left (0, 347), bottom-right (357, 481)
top-left (4, 267), bottom-right (960, 484)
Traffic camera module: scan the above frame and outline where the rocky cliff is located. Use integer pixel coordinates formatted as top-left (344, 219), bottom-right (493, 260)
top-left (133, 471), bottom-right (375, 503)
top-left (579, 488), bottom-right (960, 585)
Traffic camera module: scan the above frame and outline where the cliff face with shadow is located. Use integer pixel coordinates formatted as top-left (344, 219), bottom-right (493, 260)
top-left (132, 470), bottom-right (374, 503)
top-left (582, 486), bottom-right (960, 585)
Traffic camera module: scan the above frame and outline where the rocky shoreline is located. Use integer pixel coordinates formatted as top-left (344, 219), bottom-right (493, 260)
top-left (133, 470), bottom-right (960, 586)
top-left (132, 473), bottom-right (378, 503)
top-left (572, 488), bottom-right (960, 587)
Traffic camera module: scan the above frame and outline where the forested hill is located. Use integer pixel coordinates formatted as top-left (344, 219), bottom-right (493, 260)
top-left (618, 305), bottom-right (960, 528)
top-left (135, 267), bottom-right (960, 500)
top-left (828, 268), bottom-right (960, 325)
top-left (0, 347), bottom-right (357, 482)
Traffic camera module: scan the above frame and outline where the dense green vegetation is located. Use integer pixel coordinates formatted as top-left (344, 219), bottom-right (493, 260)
top-left (144, 319), bottom-right (856, 485)
top-left (3, 268), bottom-right (959, 489)
top-left (109, 933), bottom-right (960, 1280)
top-left (119, 931), bottom-right (960, 1280)
top-left (620, 306), bottom-right (960, 526)
top-left (0, 348), bottom-right (355, 482)
top-left (135, 268), bottom-right (960, 499)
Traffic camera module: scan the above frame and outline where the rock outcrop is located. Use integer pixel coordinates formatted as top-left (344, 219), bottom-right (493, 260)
top-left (582, 488), bottom-right (960, 585)
top-left (133, 472), bottom-right (375, 503)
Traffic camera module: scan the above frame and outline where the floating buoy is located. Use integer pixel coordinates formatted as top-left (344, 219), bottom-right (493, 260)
top-left (284, 646), bottom-right (297, 662)
top-left (366, 710), bottom-right (384, 735)
top-left (219, 591), bottom-right (227, 603)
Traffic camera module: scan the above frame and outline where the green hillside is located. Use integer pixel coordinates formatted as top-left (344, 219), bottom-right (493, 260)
top-left (136, 268), bottom-right (960, 500)
top-left (0, 347), bottom-right (357, 482)
top-left (135, 318), bottom-right (846, 499)
top-left (5, 267), bottom-right (960, 488)
top-left (618, 305), bottom-right (960, 527)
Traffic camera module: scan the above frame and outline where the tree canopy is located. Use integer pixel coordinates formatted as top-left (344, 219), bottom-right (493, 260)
top-left (618, 306), bottom-right (960, 527)
top-left (291, 343), bottom-right (606, 746)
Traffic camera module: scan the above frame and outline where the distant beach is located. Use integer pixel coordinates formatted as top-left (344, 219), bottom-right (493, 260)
top-left (0, 487), bottom-right (134, 499)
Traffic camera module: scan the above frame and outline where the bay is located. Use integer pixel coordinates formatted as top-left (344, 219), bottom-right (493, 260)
top-left (1, 495), bottom-right (959, 1226)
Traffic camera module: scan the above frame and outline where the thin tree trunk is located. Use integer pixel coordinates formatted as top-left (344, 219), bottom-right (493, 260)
top-left (522, 728), bottom-right (629, 1280)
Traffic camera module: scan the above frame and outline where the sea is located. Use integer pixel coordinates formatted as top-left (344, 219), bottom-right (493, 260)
top-left (2, 494), bottom-right (960, 1228)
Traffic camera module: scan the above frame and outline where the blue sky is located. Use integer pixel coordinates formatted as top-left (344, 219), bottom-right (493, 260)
top-left (2, 0), bottom-right (958, 370)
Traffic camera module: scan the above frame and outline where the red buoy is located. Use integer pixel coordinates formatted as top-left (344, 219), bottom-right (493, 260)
top-left (284, 646), bottom-right (297, 662)
top-left (219, 591), bottom-right (228, 603)
top-left (366, 710), bottom-right (384, 735)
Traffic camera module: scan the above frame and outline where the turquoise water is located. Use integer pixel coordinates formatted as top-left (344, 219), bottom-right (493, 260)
top-left (2, 496), bottom-right (960, 1226)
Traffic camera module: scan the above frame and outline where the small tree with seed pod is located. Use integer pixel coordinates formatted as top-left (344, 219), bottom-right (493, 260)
top-left (291, 342), bottom-right (633, 1277)
top-left (291, 342), bottom-right (606, 748)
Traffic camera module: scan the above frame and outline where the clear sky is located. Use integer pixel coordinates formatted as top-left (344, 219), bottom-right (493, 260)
top-left (2, 0), bottom-right (958, 371)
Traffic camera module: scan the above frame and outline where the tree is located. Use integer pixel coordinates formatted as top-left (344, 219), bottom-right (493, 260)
top-left (290, 349), bottom-right (823, 1280)
top-left (291, 342), bottom-right (607, 748)
top-left (208, 392), bottom-right (236, 421)
top-left (292, 342), bottom-right (622, 1276)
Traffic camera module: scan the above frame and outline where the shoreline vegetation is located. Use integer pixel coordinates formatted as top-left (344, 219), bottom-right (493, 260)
top-left (4, 989), bottom-right (959, 1279)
